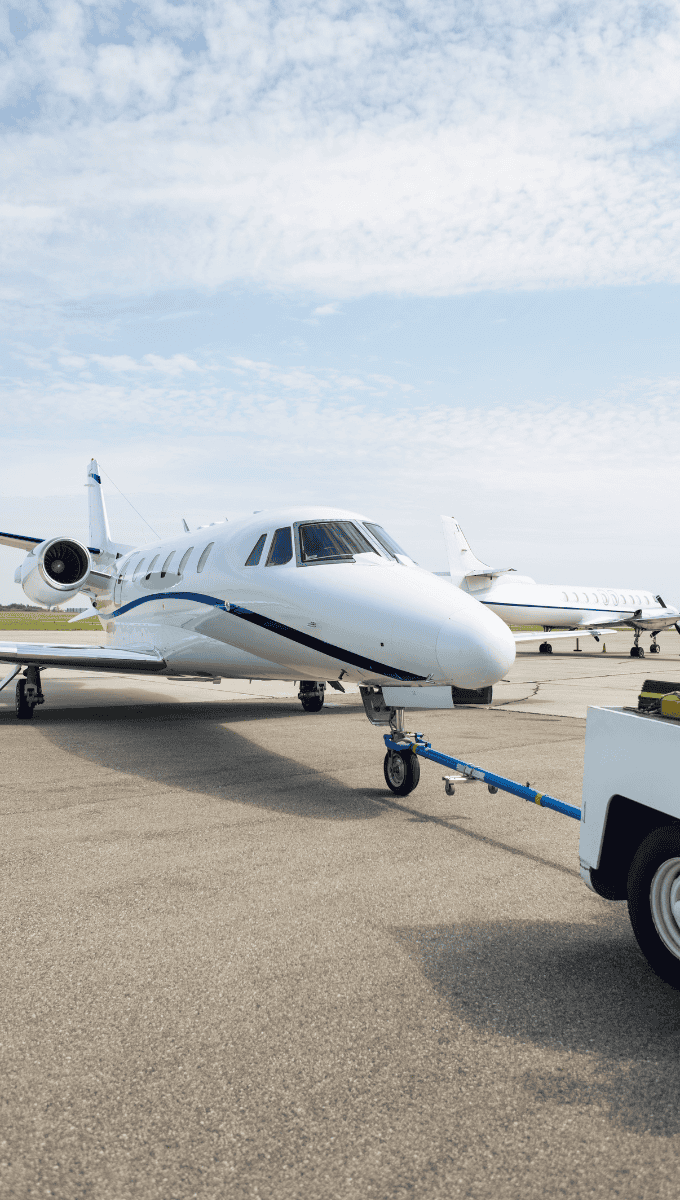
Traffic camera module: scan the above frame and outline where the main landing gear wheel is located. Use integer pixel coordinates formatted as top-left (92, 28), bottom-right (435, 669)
top-left (383, 749), bottom-right (421, 797)
top-left (650, 643), bottom-right (661, 654)
top-left (298, 681), bottom-right (325, 712)
top-left (15, 678), bottom-right (35, 720)
top-left (539, 642), bottom-right (553, 654)
top-left (628, 826), bottom-right (680, 989)
top-left (630, 646), bottom-right (645, 658)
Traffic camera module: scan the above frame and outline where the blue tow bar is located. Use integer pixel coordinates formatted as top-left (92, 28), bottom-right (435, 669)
top-left (383, 733), bottom-right (581, 821)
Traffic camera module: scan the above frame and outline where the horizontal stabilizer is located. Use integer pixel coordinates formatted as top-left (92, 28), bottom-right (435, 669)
top-left (0, 642), bottom-right (166, 673)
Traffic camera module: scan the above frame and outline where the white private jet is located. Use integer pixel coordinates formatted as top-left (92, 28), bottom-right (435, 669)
top-left (0, 464), bottom-right (517, 778)
top-left (442, 516), bottom-right (680, 658)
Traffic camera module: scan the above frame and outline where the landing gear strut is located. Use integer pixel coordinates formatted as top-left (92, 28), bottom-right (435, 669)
top-left (15, 666), bottom-right (44, 720)
top-left (630, 631), bottom-right (645, 658)
top-left (298, 681), bottom-right (325, 712)
top-left (539, 641), bottom-right (553, 654)
top-left (382, 705), bottom-right (421, 796)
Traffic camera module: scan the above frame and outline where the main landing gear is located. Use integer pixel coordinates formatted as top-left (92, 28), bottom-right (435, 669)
top-left (539, 641), bottom-right (553, 654)
top-left (15, 666), bottom-right (44, 720)
top-left (649, 635), bottom-right (661, 654)
top-left (298, 681), bottom-right (325, 713)
top-left (630, 630), bottom-right (645, 658)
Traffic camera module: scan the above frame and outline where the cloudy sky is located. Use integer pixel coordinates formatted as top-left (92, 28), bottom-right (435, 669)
top-left (3, 0), bottom-right (680, 603)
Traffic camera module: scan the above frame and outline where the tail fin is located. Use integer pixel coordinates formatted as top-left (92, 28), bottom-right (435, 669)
top-left (86, 459), bottom-right (113, 553)
top-left (441, 516), bottom-right (491, 586)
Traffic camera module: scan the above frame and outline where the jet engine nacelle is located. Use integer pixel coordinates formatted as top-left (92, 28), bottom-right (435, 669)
top-left (19, 537), bottom-right (93, 607)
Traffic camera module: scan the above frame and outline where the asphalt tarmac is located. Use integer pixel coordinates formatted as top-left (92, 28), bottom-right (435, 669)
top-left (3, 632), bottom-right (680, 1199)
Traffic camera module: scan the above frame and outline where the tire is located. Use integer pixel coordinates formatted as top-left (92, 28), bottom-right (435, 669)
top-left (630, 646), bottom-right (644, 658)
top-left (628, 825), bottom-right (680, 989)
top-left (15, 679), bottom-right (34, 720)
top-left (650, 644), bottom-right (660, 654)
top-left (539, 642), bottom-right (552, 654)
top-left (301, 695), bottom-right (324, 712)
top-left (383, 749), bottom-right (421, 796)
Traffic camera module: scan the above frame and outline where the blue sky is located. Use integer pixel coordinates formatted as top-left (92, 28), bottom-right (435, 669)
top-left (2, 1), bottom-right (680, 602)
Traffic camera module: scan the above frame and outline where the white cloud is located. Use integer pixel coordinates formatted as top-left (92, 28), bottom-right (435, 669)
top-left (2, 1), bottom-right (680, 304)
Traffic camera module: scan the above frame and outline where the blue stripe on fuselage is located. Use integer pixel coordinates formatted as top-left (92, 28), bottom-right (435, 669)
top-left (107, 590), bottom-right (426, 682)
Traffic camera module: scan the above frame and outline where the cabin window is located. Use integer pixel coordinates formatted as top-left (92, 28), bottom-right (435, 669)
top-left (582, 593), bottom-right (588, 604)
top-left (572, 592), bottom-right (579, 603)
top-left (634, 595), bottom-right (640, 606)
top-left (299, 521), bottom-right (374, 563)
top-left (197, 542), bottom-right (214, 573)
top-left (178, 547), bottom-right (193, 574)
top-left (600, 593), bottom-right (609, 605)
top-left (611, 594), bottom-right (619, 606)
top-left (132, 558), bottom-right (145, 581)
top-left (245, 534), bottom-right (266, 566)
top-left (145, 555), bottom-right (159, 580)
top-left (363, 522), bottom-right (412, 561)
top-left (267, 527), bottom-right (293, 565)
top-left (160, 552), bottom-right (175, 578)
top-left (562, 592), bottom-right (569, 602)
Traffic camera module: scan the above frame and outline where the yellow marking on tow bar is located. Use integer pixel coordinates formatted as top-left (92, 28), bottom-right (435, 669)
top-left (534, 793), bottom-right (543, 806)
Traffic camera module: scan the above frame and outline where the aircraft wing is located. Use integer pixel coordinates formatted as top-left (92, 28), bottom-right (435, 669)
top-left (513, 628), bottom-right (619, 643)
top-left (0, 530), bottom-right (44, 552)
top-left (0, 642), bottom-right (166, 674)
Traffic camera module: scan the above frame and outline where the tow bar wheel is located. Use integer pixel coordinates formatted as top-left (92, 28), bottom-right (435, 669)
top-left (383, 749), bottom-right (420, 796)
top-left (628, 826), bottom-right (680, 988)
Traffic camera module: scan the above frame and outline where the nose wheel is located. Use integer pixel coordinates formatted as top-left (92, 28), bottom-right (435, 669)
top-left (383, 749), bottom-right (421, 796)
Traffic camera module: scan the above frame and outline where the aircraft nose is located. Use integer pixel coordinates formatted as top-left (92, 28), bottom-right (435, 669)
top-left (436, 605), bottom-right (515, 687)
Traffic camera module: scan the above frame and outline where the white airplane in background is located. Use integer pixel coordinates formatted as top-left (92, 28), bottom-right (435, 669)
top-left (0, 462), bottom-right (519, 768)
top-left (442, 516), bottom-right (680, 658)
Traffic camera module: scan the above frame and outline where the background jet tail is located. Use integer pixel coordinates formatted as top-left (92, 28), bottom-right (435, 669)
top-left (86, 459), bottom-right (112, 552)
top-left (441, 516), bottom-right (492, 586)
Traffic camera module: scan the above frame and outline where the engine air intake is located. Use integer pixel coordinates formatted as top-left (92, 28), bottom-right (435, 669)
top-left (42, 540), bottom-right (89, 586)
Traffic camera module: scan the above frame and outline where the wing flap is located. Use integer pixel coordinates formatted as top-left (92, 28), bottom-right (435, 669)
top-left (0, 642), bottom-right (166, 673)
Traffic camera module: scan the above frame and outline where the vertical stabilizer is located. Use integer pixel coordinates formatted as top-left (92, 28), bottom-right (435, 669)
top-left (441, 516), bottom-right (490, 586)
top-left (86, 459), bottom-right (112, 553)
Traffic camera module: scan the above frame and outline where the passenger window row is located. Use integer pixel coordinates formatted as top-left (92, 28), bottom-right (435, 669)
top-left (120, 542), bottom-right (213, 586)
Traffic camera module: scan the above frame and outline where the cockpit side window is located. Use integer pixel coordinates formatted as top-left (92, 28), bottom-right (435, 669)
top-left (245, 534), bottom-right (266, 566)
top-left (299, 521), bottom-right (375, 563)
top-left (363, 522), bottom-right (414, 562)
top-left (266, 527), bottom-right (293, 565)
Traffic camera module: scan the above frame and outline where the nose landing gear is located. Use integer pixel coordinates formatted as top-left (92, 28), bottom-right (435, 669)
top-left (15, 666), bottom-right (44, 720)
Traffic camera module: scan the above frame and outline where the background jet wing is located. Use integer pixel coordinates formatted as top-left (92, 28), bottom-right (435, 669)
top-left (0, 530), bottom-right (44, 551)
top-left (513, 627), bottom-right (620, 643)
top-left (0, 642), bottom-right (166, 673)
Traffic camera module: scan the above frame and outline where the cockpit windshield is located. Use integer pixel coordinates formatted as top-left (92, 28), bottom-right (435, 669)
top-left (299, 521), bottom-right (375, 563)
top-left (363, 523), bottom-right (414, 561)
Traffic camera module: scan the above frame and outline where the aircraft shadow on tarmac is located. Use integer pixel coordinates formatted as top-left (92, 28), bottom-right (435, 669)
top-left (26, 699), bottom-right (389, 822)
top-left (393, 911), bottom-right (680, 1137)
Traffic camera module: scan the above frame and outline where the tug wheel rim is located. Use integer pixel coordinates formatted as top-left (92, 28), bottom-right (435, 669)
top-left (650, 857), bottom-right (680, 958)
